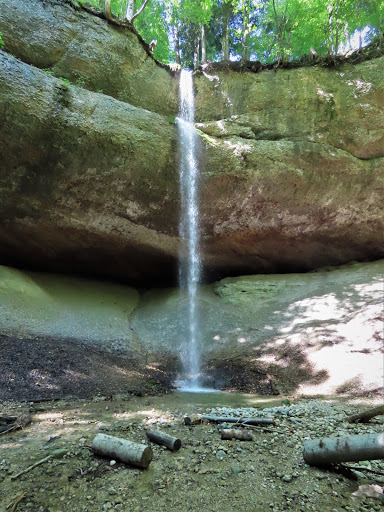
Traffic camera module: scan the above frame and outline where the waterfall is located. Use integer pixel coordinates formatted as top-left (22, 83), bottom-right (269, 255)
top-left (177, 70), bottom-right (201, 390)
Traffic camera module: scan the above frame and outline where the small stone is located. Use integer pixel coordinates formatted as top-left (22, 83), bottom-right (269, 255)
top-left (282, 474), bottom-right (293, 482)
top-left (110, 460), bottom-right (117, 466)
top-left (231, 465), bottom-right (241, 475)
top-left (216, 450), bottom-right (226, 460)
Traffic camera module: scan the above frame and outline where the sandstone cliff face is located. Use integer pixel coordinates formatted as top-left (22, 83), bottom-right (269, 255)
top-left (195, 60), bottom-right (384, 159)
top-left (0, 0), bottom-right (383, 283)
top-left (0, 0), bottom-right (179, 116)
top-left (0, 52), bottom-right (179, 283)
top-left (195, 61), bottom-right (384, 276)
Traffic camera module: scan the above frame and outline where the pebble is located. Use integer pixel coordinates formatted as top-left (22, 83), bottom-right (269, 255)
top-left (216, 450), bottom-right (226, 460)
top-left (110, 460), bottom-right (117, 466)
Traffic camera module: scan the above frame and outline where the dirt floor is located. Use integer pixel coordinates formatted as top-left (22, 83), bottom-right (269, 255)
top-left (1, 334), bottom-right (384, 512)
top-left (0, 335), bottom-right (175, 402)
top-left (1, 391), bottom-right (384, 512)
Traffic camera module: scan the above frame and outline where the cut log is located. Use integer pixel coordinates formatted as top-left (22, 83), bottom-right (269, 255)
top-left (346, 405), bottom-right (384, 423)
top-left (92, 434), bottom-right (152, 469)
top-left (184, 414), bottom-right (203, 426)
top-left (303, 433), bottom-right (384, 466)
top-left (221, 429), bottom-right (253, 441)
top-left (146, 430), bottom-right (181, 451)
top-left (202, 415), bottom-right (275, 426)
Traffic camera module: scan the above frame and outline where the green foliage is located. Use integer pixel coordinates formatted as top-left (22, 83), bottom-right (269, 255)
top-left (77, 0), bottom-right (384, 67)
top-left (60, 77), bottom-right (72, 90)
top-left (0, 31), bottom-right (5, 49)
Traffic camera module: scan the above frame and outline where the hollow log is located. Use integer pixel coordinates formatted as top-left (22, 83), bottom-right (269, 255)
top-left (303, 433), bottom-right (384, 466)
top-left (221, 429), bottom-right (253, 441)
top-left (202, 415), bottom-right (275, 426)
top-left (346, 405), bottom-right (384, 423)
top-left (146, 430), bottom-right (181, 451)
top-left (92, 434), bottom-right (152, 469)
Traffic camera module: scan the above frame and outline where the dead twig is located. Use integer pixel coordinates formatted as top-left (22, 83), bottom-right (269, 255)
top-left (10, 449), bottom-right (67, 481)
top-left (237, 423), bottom-right (291, 435)
top-left (6, 493), bottom-right (26, 512)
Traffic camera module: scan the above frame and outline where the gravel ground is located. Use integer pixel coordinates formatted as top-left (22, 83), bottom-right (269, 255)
top-left (1, 394), bottom-right (383, 512)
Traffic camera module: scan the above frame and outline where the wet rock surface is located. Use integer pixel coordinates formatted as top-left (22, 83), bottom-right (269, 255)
top-left (1, 395), bottom-right (383, 511)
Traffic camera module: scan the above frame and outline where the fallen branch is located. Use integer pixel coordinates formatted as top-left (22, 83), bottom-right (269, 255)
top-left (6, 493), bottom-right (25, 512)
top-left (221, 429), bottom-right (253, 441)
top-left (344, 464), bottom-right (384, 477)
top-left (92, 434), bottom-right (152, 469)
top-left (303, 433), bottom-right (384, 466)
top-left (0, 413), bottom-right (32, 436)
top-left (238, 423), bottom-right (290, 435)
top-left (146, 430), bottom-right (181, 451)
top-left (11, 449), bottom-right (67, 480)
top-left (201, 415), bottom-right (275, 426)
top-left (346, 405), bottom-right (384, 424)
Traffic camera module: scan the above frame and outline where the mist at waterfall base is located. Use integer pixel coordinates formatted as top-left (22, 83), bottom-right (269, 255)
top-left (175, 70), bottom-right (218, 394)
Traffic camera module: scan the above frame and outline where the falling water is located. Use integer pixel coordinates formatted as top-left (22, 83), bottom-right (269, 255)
top-left (177, 70), bottom-right (202, 390)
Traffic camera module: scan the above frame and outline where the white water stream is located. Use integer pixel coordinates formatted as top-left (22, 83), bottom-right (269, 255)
top-left (177, 70), bottom-right (202, 391)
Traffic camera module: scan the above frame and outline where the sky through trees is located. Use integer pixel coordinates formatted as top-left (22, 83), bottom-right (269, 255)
top-left (84, 0), bottom-right (384, 68)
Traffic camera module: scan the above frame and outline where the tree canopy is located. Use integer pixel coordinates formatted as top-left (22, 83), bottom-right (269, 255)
top-left (82, 0), bottom-right (384, 67)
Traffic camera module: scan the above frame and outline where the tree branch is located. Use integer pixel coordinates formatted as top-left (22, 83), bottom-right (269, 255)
top-left (131, 0), bottom-right (150, 22)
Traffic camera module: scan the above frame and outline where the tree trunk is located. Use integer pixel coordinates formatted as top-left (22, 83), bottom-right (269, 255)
top-left (104, 0), bottom-right (112, 21)
top-left (272, 0), bottom-right (286, 63)
top-left (194, 37), bottom-right (200, 69)
top-left (175, 24), bottom-right (181, 65)
top-left (125, 0), bottom-right (135, 21)
top-left (241, 0), bottom-right (250, 62)
top-left (221, 2), bottom-right (230, 61)
top-left (146, 430), bottom-right (182, 451)
top-left (92, 434), bottom-right (152, 469)
top-left (303, 433), bottom-right (384, 466)
top-left (201, 24), bottom-right (207, 63)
